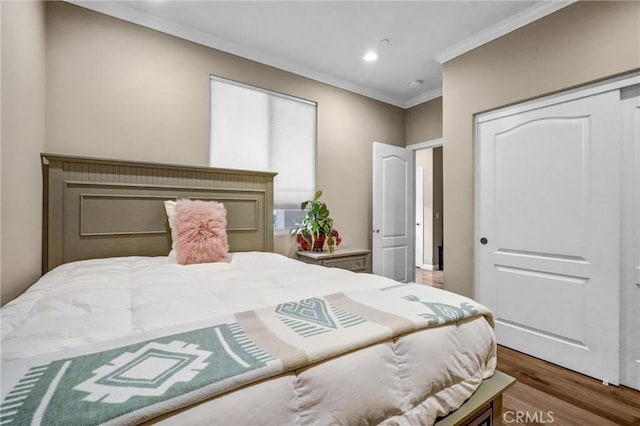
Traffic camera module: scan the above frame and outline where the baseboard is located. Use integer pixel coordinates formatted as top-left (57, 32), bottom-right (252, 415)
top-left (419, 264), bottom-right (439, 271)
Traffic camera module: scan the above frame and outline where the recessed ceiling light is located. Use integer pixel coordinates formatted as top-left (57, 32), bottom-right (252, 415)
top-left (364, 51), bottom-right (378, 62)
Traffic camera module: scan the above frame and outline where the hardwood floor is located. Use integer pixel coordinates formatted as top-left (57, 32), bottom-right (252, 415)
top-left (497, 345), bottom-right (640, 425)
top-left (414, 268), bottom-right (444, 289)
top-left (414, 273), bottom-right (640, 425)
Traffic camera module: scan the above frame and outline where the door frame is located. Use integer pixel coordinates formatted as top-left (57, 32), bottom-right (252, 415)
top-left (407, 138), bottom-right (443, 151)
top-left (476, 73), bottom-right (640, 124)
top-left (408, 138), bottom-right (444, 272)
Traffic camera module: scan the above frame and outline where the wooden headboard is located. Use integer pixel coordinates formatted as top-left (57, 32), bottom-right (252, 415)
top-left (41, 154), bottom-right (276, 273)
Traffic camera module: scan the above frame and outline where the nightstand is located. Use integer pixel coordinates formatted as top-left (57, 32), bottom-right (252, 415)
top-left (296, 249), bottom-right (371, 273)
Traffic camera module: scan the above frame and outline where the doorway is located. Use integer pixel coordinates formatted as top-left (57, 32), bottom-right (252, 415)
top-left (409, 140), bottom-right (444, 288)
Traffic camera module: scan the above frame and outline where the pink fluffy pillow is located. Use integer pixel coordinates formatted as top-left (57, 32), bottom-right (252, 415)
top-left (174, 200), bottom-right (230, 265)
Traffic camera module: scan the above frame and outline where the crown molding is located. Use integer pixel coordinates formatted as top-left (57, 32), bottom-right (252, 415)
top-left (67, 1), bottom-right (407, 108)
top-left (67, 1), bottom-right (571, 109)
top-left (404, 88), bottom-right (443, 109)
top-left (434, 1), bottom-right (576, 64)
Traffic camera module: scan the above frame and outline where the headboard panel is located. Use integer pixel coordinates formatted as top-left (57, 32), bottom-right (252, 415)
top-left (42, 154), bottom-right (276, 273)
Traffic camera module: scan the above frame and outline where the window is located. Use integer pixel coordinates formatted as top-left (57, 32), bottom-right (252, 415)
top-left (209, 76), bottom-right (316, 232)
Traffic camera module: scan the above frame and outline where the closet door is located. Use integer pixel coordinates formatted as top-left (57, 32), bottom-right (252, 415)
top-left (476, 90), bottom-right (621, 384)
top-left (621, 85), bottom-right (640, 390)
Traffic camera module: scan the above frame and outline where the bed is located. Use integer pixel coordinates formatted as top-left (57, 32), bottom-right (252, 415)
top-left (0, 154), bottom-right (511, 425)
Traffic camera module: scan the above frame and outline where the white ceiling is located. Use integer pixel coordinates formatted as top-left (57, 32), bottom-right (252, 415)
top-left (71, 1), bottom-right (572, 108)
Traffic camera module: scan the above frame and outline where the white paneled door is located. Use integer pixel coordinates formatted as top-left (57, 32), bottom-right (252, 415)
top-left (373, 142), bottom-right (415, 282)
top-left (476, 90), bottom-right (622, 384)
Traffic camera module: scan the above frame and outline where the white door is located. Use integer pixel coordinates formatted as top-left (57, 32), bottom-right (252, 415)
top-left (621, 85), bottom-right (640, 390)
top-left (415, 167), bottom-right (424, 268)
top-left (476, 90), bottom-right (621, 384)
top-left (373, 142), bottom-right (415, 282)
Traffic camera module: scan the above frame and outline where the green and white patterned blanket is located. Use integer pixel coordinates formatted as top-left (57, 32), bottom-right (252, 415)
top-left (0, 283), bottom-right (492, 425)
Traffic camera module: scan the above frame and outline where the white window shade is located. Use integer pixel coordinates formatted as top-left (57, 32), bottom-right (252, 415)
top-left (209, 81), bottom-right (269, 171)
top-left (269, 96), bottom-right (316, 207)
top-left (209, 77), bottom-right (316, 209)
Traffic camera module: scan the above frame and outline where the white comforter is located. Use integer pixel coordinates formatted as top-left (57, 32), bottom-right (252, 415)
top-left (2, 253), bottom-right (402, 358)
top-left (1, 253), bottom-right (496, 425)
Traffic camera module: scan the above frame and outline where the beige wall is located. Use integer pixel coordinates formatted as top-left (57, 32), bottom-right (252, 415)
top-left (1, 1), bottom-right (47, 305)
top-left (44, 2), bottom-right (404, 268)
top-left (443, 1), bottom-right (640, 297)
top-left (405, 97), bottom-right (443, 145)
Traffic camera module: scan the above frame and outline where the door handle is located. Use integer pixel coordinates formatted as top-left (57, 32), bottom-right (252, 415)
top-left (480, 237), bottom-right (488, 245)
top-left (416, 223), bottom-right (421, 226)
top-left (373, 229), bottom-right (380, 234)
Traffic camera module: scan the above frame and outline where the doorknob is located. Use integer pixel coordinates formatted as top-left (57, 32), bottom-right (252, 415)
top-left (373, 229), bottom-right (380, 234)
top-left (416, 223), bottom-right (421, 226)
top-left (480, 237), bottom-right (488, 245)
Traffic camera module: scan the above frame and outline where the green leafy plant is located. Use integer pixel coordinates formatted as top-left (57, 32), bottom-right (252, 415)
top-left (291, 190), bottom-right (342, 253)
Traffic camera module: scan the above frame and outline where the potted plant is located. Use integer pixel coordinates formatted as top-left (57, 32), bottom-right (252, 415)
top-left (291, 190), bottom-right (342, 253)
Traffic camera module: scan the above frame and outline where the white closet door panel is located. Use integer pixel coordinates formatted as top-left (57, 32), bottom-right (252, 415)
top-left (495, 273), bottom-right (586, 343)
top-left (477, 90), bottom-right (621, 384)
top-left (621, 85), bottom-right (640, 390)
top-left (382, 156), bottom-right (409, 237)
top-left (494, 117), bottom-right (588, 256)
